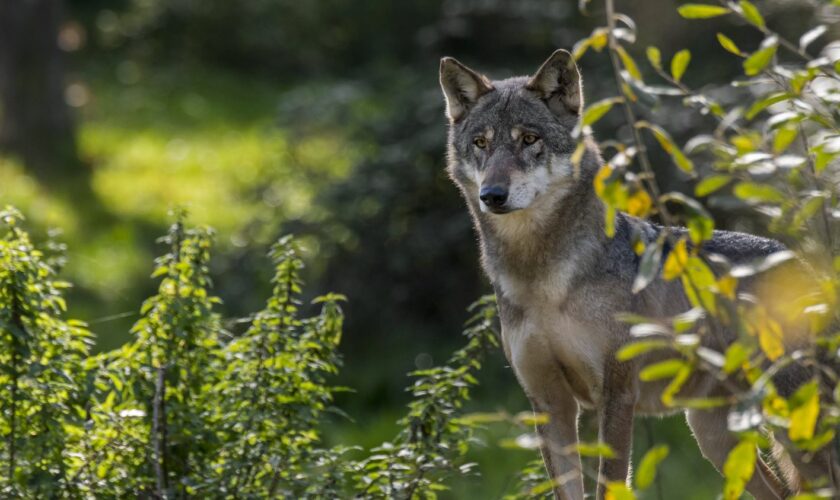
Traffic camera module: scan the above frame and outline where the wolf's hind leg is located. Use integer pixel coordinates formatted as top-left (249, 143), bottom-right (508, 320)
top-left (686, 408), bottom-right (791, 500)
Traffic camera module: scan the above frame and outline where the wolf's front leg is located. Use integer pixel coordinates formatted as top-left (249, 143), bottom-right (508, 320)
top-left (529, 386), bottom-right (584, 500)
top-left (595, 365), bottom-right (637, 500)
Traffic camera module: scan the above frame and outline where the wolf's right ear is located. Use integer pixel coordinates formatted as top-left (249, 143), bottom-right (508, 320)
top-left (439, 57), bottom-right (494, 122)
top-left (527, 49), bottom-right (583, 117)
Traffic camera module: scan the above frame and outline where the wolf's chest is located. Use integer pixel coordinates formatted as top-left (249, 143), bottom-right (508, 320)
top-left (500, 294), bottom-right (607, 409)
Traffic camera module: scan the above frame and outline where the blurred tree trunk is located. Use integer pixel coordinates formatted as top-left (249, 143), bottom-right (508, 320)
top-left (0, 0), bottom-right (75, 175)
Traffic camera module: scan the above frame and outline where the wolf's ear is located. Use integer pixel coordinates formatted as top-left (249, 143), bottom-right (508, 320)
top-left (527, 49), bottom-right (583, 117)
top-left (439, 57), bottom-right (494, 122)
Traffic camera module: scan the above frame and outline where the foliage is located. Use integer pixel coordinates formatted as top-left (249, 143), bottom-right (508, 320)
top-left (0, 208), bottom-right (511, 498)
top-left (585, 0), bottom-right (840, 497)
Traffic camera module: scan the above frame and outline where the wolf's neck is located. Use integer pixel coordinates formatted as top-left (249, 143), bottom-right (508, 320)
top-left (475, 180), bottom-right (608, 285)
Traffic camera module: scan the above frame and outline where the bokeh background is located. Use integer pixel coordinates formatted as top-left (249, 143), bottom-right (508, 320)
top-left (2, 0), bottom-right (836, 497)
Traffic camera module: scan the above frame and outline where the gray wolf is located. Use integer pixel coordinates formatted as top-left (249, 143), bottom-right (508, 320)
top-left (439, 49), bottom-right (838, 499)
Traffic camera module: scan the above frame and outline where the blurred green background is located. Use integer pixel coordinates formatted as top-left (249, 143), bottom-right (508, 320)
top-left (1, 0), bottom-right (832, 497)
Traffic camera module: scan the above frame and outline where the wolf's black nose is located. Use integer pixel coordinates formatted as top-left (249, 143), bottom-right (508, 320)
top-left (479, 185), bottom-right (508, 208)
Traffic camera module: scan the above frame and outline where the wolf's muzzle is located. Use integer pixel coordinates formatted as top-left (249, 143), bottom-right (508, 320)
top-left (479, 185), bottom-right (508, 210)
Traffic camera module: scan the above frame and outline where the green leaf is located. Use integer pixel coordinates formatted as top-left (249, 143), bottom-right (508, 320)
top-left (671, 49), bottom-right (691, 82)
top-left (576, 441), bottom-right (615, 458)
top-left (717, 33), bottom-right (743, 56)
top-left (616, 340), bottom-right (670, 361)
top-left (723, 438), bottom-right (757, 500)
top-left (583, 97), bottom-right (623, 127)
top-left (733, 182), bottom-right (785, 204)
top-left (616, 45), bottom-right (643, 81)
top-left (660, 192), bottom-right (713, 243)
top-left (639, 359), bottom-right (687, 382)
top-left (723, 342), bottom-right (752, 374)
top-left (773, 125), bottom-right (798, 153)
top-left (743, 41), bottom-right (778, 76)
top-left (745, 92), bottom-right (791, 120)
top-left (636, 445), bottom-right (670, 490)
top-left (789, 380), bottom-right (820, 441)
top-left (677, 4), bottom-right (731, 18)
top-left (695, 174), bottom-right (732, 197)
top-left (606, 482), bottom-right (636, 500)
top-left (739, 0), bottom-right (765, 28)
top-left (636, 122), bottom-right (694, 174)
top-left (646, 46), bottom-right (662, 69)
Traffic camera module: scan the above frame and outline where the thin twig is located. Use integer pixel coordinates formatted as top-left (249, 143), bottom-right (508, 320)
top-left (153, 365), bottom-right (168, 499)
top-left (604, 0), bottom-right (674, 226)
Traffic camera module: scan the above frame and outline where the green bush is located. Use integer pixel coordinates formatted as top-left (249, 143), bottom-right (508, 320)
top-left (0, 207), bottom-right (505, 498)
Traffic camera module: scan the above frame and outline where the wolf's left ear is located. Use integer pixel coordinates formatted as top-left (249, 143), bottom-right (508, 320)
top-left (526, 49), bottom-right (583, 117)
top-left (440, 57), bottom-right (494, 122)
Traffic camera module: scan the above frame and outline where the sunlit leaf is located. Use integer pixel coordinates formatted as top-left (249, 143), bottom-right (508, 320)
top-left (583, 97), bottom-right (624, 127)
top-left (733, 182), bottom-right (785, 204)
top-left (646, 46), bottom-right (662, 69)
top-left (695, 174), bottom-right (732, 197)
top-left (640, 359), bottom-right (686, 381)
top-left (743, 41), bottom-right (778, 76)
top-left (678, 4), bottom-right (731, 18)
top-left (738, 0), bottom-right (765, 28)
top-left (663, 239), bottom-right (689, 281)
top-left (717, 33), bottom-right (743, 56)
top-left (671, 49), bottom-right (691, 82)
top-left (605, 481), bottom-right (636, 500)
top-left (635, 445), bottom-right (669, 490)
top-left (723, 438), bottom-right (757, 500)
top-left (616, 340), bottom-right (670, 361)
top-left (616, 45), bottom-right (643, 81)
top-left (789, 381), bottom-right (820, 441)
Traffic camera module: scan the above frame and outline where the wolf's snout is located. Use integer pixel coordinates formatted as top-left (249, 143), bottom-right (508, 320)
top-left (479, 185), bottom-right (508, 209)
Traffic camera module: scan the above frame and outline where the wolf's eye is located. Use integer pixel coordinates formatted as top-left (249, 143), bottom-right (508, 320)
top-left (473, 137), bottom-right (487, 149)
top-left (522, 134), bottom-right (539, 145)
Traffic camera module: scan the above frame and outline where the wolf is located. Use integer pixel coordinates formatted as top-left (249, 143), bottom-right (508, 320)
top-left (439, 49), bottom-right (838, 499)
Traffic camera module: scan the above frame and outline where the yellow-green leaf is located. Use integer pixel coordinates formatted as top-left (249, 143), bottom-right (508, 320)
top-left (663, 239), bottom-right (689, 281)
top-left (606, 482), bottom-right (636, 500)
top-left (717, 33), bottom-right (743, 56)
top-left (774, 126), bottom-right (798, 153)
top-left (789, 381), bottom-right (820, 441)
top-left (637, 122), bottom-right (694, 174)
top-left (616, 45), bottom-right (643, 81)
top-left (671, 49), bottom-right (691, 82)
top-left (616, 340), bottom-right (670, 361)
top-left (733, 182), bottom-right (785, 204)
top-left (739, 0), bottom-right (765, 28)
top-left (636, 445), bottom-right (670, 490)
top-left (583, 97), bottom-right (623, 127)
top-left (695, 174), bottom-right (732, 197)
top-left (640, 359), bottom-right (686, 382)
top-left (646, 46), bottom-right (662, 70)
top-left (744, 42), bottom-right (777, 76)
top-left (757, 315), bottom-right (785, 361)
top-left (723, 438), bottom-right (757, 500)
top-left (678, 4), bottom-right (731, 18)
top-left (576, 441), bottom-right (615, 458)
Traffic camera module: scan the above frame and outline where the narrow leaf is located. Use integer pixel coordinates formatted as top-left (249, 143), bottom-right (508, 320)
top-left (671, 49), bottom-right (691, 82)
top-left (678, 4), bottom-right (731, 18)
top-left (739, 0), bottom-right (765, 28)
top-left (717, 33), bottom-right (743, 56)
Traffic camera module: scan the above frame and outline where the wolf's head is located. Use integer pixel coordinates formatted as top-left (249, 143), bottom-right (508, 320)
top-left (439, 50), bottom-right (586, 216)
